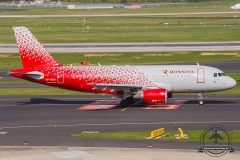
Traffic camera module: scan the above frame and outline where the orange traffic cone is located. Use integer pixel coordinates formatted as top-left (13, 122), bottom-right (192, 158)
top-left (24, 142), bottom-right (27, 146)
top-left (149, 144), bottom-right (152, 148)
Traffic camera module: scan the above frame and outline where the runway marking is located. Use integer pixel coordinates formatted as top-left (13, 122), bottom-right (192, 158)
top-left (141, 100), bottom-right (188, 110)
top-left (77, 100), bottom-right (120, 110)
top-left (1, 121), bottom-right (240, 130)
top-left (0, 132), bottom-right (8, 135)
top-left (121, 100), bottom-right (143, 112)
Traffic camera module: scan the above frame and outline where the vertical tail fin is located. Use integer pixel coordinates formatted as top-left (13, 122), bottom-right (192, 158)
top-left (13, 27), bottom-right (62, 68)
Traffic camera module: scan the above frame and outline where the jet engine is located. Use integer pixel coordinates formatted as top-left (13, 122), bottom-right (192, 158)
top-left (141, 88), bottom-right (168, 104)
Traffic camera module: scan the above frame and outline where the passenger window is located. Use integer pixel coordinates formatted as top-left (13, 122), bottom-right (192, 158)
top-left (214, 73), bottom-right (217, 77)
top-left (218, 73), bottom-right (222, 77)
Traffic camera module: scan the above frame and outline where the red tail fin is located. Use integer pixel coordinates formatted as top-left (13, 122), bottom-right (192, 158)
top-left (13, 27), bottom-right (62, 68)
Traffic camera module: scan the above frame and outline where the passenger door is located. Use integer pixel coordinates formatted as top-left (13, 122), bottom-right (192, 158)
top-left (197, 68), bottom-right (205, 83)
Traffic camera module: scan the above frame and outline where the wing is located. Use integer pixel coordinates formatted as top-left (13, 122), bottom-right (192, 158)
top-left (87, 82), bottom-right (173, 98)
top-left (87, 83), bottom-right (157, 94)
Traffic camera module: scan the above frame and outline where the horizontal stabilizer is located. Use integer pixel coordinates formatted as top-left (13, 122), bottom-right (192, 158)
top-left (9, 70), bottom-right (44, 80)
top-left (23, 71), bottom-right (44, 80)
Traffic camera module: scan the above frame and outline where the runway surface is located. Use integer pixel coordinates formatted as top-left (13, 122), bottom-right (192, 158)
top-left (0, 12), bottom-right (238, 18)
top-left (0, 95), bottom-right (240, 150)
top-left (1, 42), bottom-right (240, 53)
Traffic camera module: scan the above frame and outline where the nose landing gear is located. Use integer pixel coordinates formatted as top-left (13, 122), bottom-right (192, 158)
top-left (198, 92), bottom-right (204, 105)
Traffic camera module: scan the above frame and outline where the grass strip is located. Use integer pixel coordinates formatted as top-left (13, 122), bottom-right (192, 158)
top-left (0, 13), bottom-right (240, 43)
top-left (204, 88), bottom-right (240, 95)
top-left (227, 73), bottom-right (240, 82)
top-left (0, 88), bottom-right (95, 96)
top-left (1, 52), bottom-right (240, 70)
top-left (71, 130), bottom-right (240, 144)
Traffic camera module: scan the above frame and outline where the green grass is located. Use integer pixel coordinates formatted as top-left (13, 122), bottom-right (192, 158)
top-left (1, 52), bottom-right (240, 70)
top-left (71, 130), bottom-right (240, 144)
top-left (0, 15), bottom-right (240, 43)
top-left (227, 73), bottom-right (240, 81)
top-left (0, 88), bottom-right (95, 96)
top-left (0, 2), bottom-right (240, 43)
top-left (205, 88), bottom-right (239, 94)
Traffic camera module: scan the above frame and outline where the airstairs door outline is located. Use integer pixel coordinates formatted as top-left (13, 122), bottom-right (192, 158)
top-left (197, 68), bottom-right (205, 83)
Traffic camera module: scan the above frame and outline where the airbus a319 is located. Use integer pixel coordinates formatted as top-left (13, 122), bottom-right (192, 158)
top-left (9, 27), bottom-right (236, 107)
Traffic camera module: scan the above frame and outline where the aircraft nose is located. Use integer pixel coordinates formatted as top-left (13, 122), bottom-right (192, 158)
top-left (228, 77), bottom-right (236, 88)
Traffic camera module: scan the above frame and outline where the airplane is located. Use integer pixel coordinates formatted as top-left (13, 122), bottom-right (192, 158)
top-left (9, 27), bottom-right (236, 107)
top-left (231, 4), bottom-right (240, 10)
top-left (209, 129), bottom-right (223, 143)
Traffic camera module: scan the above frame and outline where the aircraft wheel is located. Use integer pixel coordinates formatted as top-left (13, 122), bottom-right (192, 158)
top-left (120, 100), bottom-right (128, 108)
top-left (199, 100), bottom-right (204, 105)
top-left (126, 97), bottom-right (134, 104)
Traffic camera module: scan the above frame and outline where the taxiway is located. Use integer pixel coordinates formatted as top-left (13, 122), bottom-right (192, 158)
top-left (0, 95), bottom-right (239, 150)
top-left (0, 12), bottom-right (238, 18)
top-left (1, 42), bottom-right (240, 53)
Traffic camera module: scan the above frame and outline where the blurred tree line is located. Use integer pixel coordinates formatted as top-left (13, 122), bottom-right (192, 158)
top-left (62, 0), bottom-right (238, 3)
top-left (62, 0), bottom-right (165, 2)
top-left (0, 0), bottom-right (238, 3)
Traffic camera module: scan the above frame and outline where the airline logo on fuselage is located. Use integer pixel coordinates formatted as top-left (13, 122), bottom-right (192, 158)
top-left (162, 70), bottom-right (194, 74)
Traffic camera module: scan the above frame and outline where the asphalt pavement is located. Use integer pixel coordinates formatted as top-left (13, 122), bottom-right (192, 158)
top-left (1, 42), bottom-right (240, 53)
top-left (0, 95), bottom-right (240, 150)
top-left (0, 12), bottom-right (238, 18)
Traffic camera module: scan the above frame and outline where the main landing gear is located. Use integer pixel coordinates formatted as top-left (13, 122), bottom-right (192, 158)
top-left (198, 92), bottom-right (204, 105)
top-left (120, 96), bottom-right (134, 108)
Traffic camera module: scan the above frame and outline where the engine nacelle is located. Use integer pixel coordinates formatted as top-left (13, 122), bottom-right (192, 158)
top-left (142, 88), bottom-right (168, 104)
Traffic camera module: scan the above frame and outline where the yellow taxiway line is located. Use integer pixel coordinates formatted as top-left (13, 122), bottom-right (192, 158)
top-left (121, 100), bottom-right (143, 112)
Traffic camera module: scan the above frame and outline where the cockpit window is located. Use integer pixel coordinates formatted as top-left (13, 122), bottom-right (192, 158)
top-left (217, 73), bottom-right (226, 77)
top-left (214, 73), bottom-right (217, 77)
